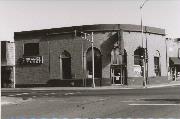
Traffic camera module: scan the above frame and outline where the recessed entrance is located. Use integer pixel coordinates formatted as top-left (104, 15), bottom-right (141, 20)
top-left (86, 47), bottom-right (102, 78)
top-left (110, 65), bottom-right (126, 85)
top-left (110, 46), bottom-right (127, 85)
top-left (61, 50), bottom-right (72, 79)
top-left (154, 50), bottom-right (161, 76)
top-left (1, 66), bottom-right (13, 88)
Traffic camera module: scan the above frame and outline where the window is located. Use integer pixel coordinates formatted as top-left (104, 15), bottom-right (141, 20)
top-left (134, 55), bottom-right (141, 65)
top-left (111, 48), bottom-right (120, 64)
top-left (24, 43), bottom-right (39, 56)
top-left (154, 50), bottom-right (161, 76)
top-left (134, 47), bottom-right (144, 66)
top-left (154, 57), bottom-right (160, 76)
top-left (1, 41), bottom-right (6, 62)
top-left (86, 47), bottom-right (102, 78)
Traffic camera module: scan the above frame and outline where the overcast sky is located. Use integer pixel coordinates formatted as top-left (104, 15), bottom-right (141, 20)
top-left (0, 0), bottom-right (179, 41)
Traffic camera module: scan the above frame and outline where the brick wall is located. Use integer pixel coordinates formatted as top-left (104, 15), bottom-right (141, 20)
top-left (94, 32), bottom-right (117, 79)
top-left (49, 34), bottom-right (86, 79)
top-left (15, 37), bottom-right (49, 84)
top-left (49, 32), bottom-right (118, 80)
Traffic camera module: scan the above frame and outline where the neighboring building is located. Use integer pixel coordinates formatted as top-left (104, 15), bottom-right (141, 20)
top-left (14, 24), bottom-right (168, 87)
top-left (166, 38), bottom-right (180, 81)
top-left (1, 41), bottom-right (15, 88)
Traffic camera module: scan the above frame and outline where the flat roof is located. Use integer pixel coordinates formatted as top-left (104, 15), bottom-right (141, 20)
top-left (14, 24), bottom-right (165, 39)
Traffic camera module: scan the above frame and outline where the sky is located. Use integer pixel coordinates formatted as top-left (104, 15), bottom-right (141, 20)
top-left (0, 0), bottom-right (180, 42)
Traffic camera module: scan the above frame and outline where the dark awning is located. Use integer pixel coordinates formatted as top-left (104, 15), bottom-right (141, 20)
top-left (169, 57), bottom-right (180, 66)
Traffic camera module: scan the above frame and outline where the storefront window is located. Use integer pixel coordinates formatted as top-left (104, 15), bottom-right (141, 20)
top-left (154, 50), bottom-right (161, 76)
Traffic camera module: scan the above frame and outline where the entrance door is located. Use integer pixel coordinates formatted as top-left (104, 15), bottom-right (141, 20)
top-left (62, 58), bottom-right (71, 79)
top-left (154, 56), bottom-right (161, 76)
top-left (111, 66), bottom-right (124, 85)
top-left (61, 50), bottom-right (72, 79)
top-left (1, 66), bottom-right (12, 88)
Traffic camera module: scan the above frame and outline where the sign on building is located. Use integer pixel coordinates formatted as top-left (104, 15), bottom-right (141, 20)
top-left (6, 42), bottom-right (15, 66)
top-left (19, 56), bottom-right (43, 65)
top-left (133, 65), bottom-right (142, 77)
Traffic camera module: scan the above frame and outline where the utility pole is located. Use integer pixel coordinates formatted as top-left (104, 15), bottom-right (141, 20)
top-left (140, 0), bottom-right (149, 87)
top-left (75, 31), bottom-right (95, 88)
top-left (91, 32), bottom-right (95, 88)
top-left (81, 33), bottom-right (87, 87)
top-left (0, 41), bottom-right (1, 88)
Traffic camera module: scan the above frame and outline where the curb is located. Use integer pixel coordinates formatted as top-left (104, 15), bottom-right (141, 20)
top-left (1, 82), bottom-right (180, 92)
top-left (1, 87), bottom-right (141, 92)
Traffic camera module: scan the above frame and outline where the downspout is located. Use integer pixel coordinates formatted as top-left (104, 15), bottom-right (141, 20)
top-left (165, 38), bottom-right (168, 78)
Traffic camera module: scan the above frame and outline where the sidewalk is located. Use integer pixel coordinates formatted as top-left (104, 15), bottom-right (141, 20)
top-left (1, 96), bottom-right (32, 106)
top-left (1, 80), bottom-right (180, 91)
top-left (147, 80), bottom-right (180, 88)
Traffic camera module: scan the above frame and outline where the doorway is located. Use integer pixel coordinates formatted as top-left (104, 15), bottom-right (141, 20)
top-left (1, 66), bottom-right (13, 88)
top-left (110, 47), bottom-right (127, 85)
top-left (86, 47), bottom-right (102, 78)
top-left (110, 65), bottom-right (126, 85)
top-left (61, 50), bottom-right (72, 79)
top-left (154, 50), bottom-right (161, 76)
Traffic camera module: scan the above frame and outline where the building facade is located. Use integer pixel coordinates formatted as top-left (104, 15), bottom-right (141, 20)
top-left (1, 41), bottom-right (15, 88)
top-left (14, 24), bottom-right (168, 87)
top-left (166, 38), bottom-right (180, 81)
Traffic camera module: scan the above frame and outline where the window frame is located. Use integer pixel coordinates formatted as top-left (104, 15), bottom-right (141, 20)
top-left (23, 43), bottom-right (39, 56)
top-left (134, 47), bottom-right (144, 66)
top-left (154, 56), bottom-right (161, 76)
top-left (134, 55), bottom-right (141, 65)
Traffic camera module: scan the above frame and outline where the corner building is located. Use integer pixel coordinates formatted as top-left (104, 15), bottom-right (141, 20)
top-left (14, 24), bottom-right (168, 87)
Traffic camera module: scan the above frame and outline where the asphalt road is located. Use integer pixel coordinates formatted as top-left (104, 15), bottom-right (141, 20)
top-left (1, 86), bottom-right (180, 118)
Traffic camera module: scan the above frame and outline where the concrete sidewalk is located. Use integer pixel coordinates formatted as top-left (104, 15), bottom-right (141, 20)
top-left (147, 80), bottom-right (180, 88)
top-left (1, 80), bottom-right (180, 91)
top-left (1, 96), bottom-right (32, 106)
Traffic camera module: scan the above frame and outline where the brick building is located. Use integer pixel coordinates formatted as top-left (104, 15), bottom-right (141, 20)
top-left (14, 24), bottom-right (168, 87)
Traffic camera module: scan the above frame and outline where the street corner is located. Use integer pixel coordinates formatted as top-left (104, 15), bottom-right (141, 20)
top-left (1, 96), bottom-right (33, 106)
top-left (146, 81), bottom-right (180, 89)
top-left (169, 80), bottom-right (180, 85)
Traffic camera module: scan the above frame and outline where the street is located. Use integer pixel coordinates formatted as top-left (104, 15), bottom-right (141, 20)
top-left (1, 86), bottom-right (180, 118)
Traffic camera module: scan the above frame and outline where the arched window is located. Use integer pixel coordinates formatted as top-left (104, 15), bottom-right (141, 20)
top-left (86, 47), bottom-right (102, 78)
top-left (111, 48), bottom-right (120, 64)
top-left (111, 42), bottom-right (121, 65)
top-left (134, 47), bottom-right (144, 66)
top-left (61, 50), bottom-right (71, 79)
